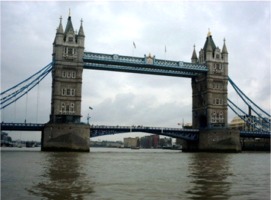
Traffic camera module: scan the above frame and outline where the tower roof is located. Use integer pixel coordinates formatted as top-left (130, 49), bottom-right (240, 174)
top-left (56, 16), bottom-right (64, 34)
top-left (222, 38), bottom-right (228, 54)
top-left (78, 19), bottom-right (84, 36)
top-left (203, 30), bottom-right (216, 53)
top-left (64, 16), bottom-right (74, 35)
top-left (191, 45), bottom-right (198, 60)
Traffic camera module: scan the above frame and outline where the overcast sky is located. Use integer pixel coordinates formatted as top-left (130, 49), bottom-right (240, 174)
top-left (1, 1), bottom-right (270, 141)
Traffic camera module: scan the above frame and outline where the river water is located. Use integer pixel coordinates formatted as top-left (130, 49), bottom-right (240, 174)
top-left (1, 148), bottom-right (270, 200)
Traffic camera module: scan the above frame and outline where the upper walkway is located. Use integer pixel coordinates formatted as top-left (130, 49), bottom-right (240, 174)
top-left (83, 52), bottom-right (208, 78)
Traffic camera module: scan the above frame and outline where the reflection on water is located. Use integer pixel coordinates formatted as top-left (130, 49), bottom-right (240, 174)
top-left (186, 153), bottom-right (232, 200)
top-left (2, 148), bottom-right (269, 200)
top-left (28, 152), bottom-right (94, 199)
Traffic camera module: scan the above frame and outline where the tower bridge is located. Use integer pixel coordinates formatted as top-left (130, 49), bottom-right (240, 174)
top-left (1, 15), bottom-right (270, 152)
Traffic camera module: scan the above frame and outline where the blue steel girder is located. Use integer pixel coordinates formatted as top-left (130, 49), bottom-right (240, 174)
top-left (90, 125), bottom-right (199, 141)
top-left (240, 130), bottom-right (271, 138)
top-left (1, 123), bottom-right (44, 131)
top-left (83, 52), bottom-right (208, 78)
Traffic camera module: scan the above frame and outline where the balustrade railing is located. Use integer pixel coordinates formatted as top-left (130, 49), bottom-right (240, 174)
top-left (83, 52), bottom-right (208, 72)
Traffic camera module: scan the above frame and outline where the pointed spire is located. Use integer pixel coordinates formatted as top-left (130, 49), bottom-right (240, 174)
top-left (222, 38), bottom-right (228, 54)
top-left (64, 14), bottom-right (74, 35)
top-left (207, 28), bottom-right (212, 37)
top-left (191, 45), bottom-right (198, 63)
top-left (204, 29), bottom-right (216, 52)
top-left (57, 16), bottom-right (64, 34)
top-left (191, 44), bottom-right (198, 60)
top-left (206, 39), bottom-right (213, 52)
top-left (78, 18), bottom-right (85, 36)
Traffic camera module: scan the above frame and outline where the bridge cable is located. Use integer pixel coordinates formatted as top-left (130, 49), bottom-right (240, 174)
top-left (1, 63), bottom-right (52, 102)
top-left (227, 102), bottom-right (262, 131)
top-left (230, 83), bottom-right (270, 126)
top-left (228, 78), bottom-right (271, 129)
top-left (1, 64), bottom-right (52, 103)
top-left (228, 98), bottom-right (270, 130)
top-left (25, 92), bottom-right (28, 123)
top-left (228, 97), bottom-right (270, 131)
top-left (0, 62), bottom-right (52, 96)
top-left (1, 67), bottom-right (52, 109)
top-left (228, 77), bottom-right (271, 118)
top-left (36, 82), bottom-right (40, 123)
top-left (1, 63), bottom-right (52, 109)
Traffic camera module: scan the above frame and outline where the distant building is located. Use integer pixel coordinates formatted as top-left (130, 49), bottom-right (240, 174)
top-left (124, 137), bottom-right (139, 148)
top-left (183, 123), bottom-right (192, 129)
top-left (1, 132), bottom-right (13, 146)
top-left (139, 135), bottom-right (160, 148)
top-left (229, 116), bottom-right (270, 131)
top-left (158, 137), bottom-right (172, 148)
top-left (229, 116), bottom-right (246, 130)
top-left (90, 140), bottom-right (123, 148)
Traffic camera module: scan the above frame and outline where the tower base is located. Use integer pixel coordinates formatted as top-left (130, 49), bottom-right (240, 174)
top-left (182, 128), bottom-right (241, 152)
top-left (41, 123), bottom-right (90, 152)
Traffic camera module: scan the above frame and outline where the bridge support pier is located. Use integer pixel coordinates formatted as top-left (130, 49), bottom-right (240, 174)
top-left (41, 123), bottom-right (90, 152)
top-left (182, 128), bottom-right (241, 152)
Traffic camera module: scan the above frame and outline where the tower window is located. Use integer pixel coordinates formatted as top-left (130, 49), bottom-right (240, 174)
top-left (70, 103), bottom-right (75, 113)
top-left (62, 71), bottom-right (66, 78)
top-left (68, 48), bottom-right (73, 55)
top-left (66, 105), bottom-right (70, 112)
top-left (68, 37), bottom-right (73, 42)
top-left (61, 88), bottom-right (75, 96)
top-left (62, 88), bottom-right (66, 96)
top-left (71, 89), bottom-right (75, 96)
top-left (60, 102), bottom-right (75, 114)
top-left (67, 89), bottom-right (71, 96)
top-left (62, 70), bottom-right (76, 79)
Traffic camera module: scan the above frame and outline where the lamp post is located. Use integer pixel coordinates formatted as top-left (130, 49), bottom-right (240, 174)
top-left (87, 106), bottom-right (93, 124)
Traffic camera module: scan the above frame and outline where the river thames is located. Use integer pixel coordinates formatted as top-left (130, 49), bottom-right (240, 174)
top-left (1, 148), bottom-right (270, 200)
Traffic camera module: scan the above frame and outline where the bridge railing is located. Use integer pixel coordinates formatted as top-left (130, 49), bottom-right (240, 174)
top-left (90, 124), bottom-right (199, 132)
top-left (83, 52), bottom-right (208, 72)
top-left (1, 122), bottom-right (45, 131)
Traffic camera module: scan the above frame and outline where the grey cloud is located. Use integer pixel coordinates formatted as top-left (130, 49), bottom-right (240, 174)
top-left (1, 1), bottom-right (270, 141)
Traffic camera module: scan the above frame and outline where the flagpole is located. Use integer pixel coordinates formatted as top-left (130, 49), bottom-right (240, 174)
top-left (164, 45), bottom-right (167, 61)
top-left (133, 41), bottom-right (136, 56)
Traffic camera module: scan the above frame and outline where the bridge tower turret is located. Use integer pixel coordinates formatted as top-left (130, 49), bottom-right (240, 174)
top-left (192, 30), bottom-right (228, 129)
top-left (50, 15), bottom-right (84, 123)
top-left (42, 14), bottom-right (90, 152)
top-left (191, 45), bottom-right (198, 64)
top-left (186, 31), bottom-right (241, 152)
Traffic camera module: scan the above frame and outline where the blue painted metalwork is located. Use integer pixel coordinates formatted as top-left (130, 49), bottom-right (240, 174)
top-left (90, 125), bottom-right (199, 141)
top-left (1, 63), bottom-right (53, 110)
top-left (240, 130), bottom-right (271, 138)
top-left (228, 77), bottom-right (271, 117)
top-left (2, 122), bottom-right (270, 140)
top-left (1, 123), bottom-right (45, 131)
top-left (83, 52), bottom-right (208, 77)
top-left (228, 77), bottom-right (271, 133)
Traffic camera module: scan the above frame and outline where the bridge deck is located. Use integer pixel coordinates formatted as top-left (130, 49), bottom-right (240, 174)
top-left (90, 125), bottom-right (199, 141)
top-left (1, 123), bottom-right (270, 140)
top-left (1, 123), bottom-right (45, 131)
top-left (83, 52), bottom-right (208, 78)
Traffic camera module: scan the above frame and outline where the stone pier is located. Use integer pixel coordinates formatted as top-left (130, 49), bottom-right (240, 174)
top-left (181, 128), bottom-right (241, 152)
top-left (41, 123), bottom-right (90, 152)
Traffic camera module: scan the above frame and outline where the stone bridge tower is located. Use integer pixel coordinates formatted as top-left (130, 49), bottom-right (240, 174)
top-left (41, 15), bottom-right (90, 152)
top-left (184, 31), bottom-right (241, 152)
top-left (192, 31), bottom-right (228, 129)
